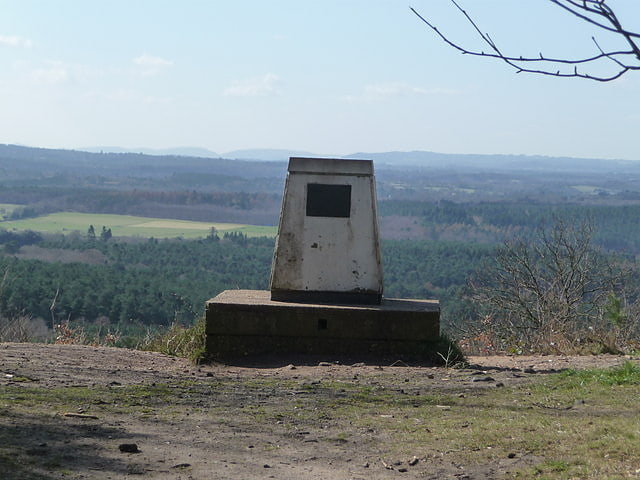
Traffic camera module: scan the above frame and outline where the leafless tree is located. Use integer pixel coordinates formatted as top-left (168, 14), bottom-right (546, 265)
top-left (469, 217), bottom-right (624, 352)
top-left (411, 1), bottom-right (640, 81)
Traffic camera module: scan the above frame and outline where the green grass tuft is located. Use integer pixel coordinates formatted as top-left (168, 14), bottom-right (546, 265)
top-left (142, 316), bottom-right (207, 363)
top-left (561, 360), bottom-right (640, 386)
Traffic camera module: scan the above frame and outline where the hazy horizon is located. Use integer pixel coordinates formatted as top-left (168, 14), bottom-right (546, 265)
top-left (2, 1), bottom-right (639, 160)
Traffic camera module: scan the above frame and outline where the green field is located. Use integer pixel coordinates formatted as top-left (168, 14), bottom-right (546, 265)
top-left (0, 212), bottom-right (276, 239)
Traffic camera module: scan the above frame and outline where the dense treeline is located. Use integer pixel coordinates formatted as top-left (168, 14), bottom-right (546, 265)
top-left (0, 144), bottom-right (287, 183)
top-left (0, 236), bottom-right (493, 335)
top-left (379, 200), bottom-right (640, 254)
top-left (0, 235), bottom-right (273, 326)
top-left (2, 187), bottom-right (281, 225)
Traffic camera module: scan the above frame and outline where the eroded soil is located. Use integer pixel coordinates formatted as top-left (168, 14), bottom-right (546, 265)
top-left (0, 343), bottom-right (631, 479)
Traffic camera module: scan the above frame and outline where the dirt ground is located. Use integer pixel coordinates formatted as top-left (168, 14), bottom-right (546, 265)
top-left (0, 343), bottom-right (632, 480)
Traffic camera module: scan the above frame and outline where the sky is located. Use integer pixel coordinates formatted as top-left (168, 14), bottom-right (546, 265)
top-left (1, 0), bottom-right (639, 160)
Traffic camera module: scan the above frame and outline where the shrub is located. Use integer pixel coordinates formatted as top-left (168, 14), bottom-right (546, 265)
top-left (141, 317), bottom-right (206, 363)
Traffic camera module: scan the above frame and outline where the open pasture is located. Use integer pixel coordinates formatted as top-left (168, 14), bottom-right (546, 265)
top-left (0, 212), bottom-right (276, 238)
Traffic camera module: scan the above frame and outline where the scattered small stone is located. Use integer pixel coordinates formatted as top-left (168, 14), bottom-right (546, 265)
top-left (398, 467), bottom-right (408, 472)
top-left (286, 364), bottom-right (296, 370)
top-left (351, 362), bottom-right (365, 367)
top-left (171, 463), bottom-right (191, 469)
top-left (263, 464), bottom-right (271, 468)
top-left (495, 382), bottom-right (505, 388)
top-left (408, 456), bottom-right (419, 466)
top-left (508, 452), bottom-right (517, 459)
top-left (457, 393), bottom-right (465, 398)
top-left (427, 374), bottom-right (435, 379)
top-left (381, 460), bottom-right (394, 470)
top-left (118, 443), bottom-right (140, 453)
top-left (363, 462), bottom-right (370, 468)
top-left (318, 362), bottom-right (332, 367)
top-left (206, 372), bottom-right (213, 377)
top-left (436, 405), bottom-right (451, 410)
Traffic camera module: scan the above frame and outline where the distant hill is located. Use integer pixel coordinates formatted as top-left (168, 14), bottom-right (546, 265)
top-left (3, 143), bottom-right (640, 187)
top-left (80, 146), bottom-right (220, 158)
top-left (81, 146), bottom-right (324, 162)
top-left (345, 151), bottom-right (640, 173)
top-left (0, 144), bottom-right (287, 191)
top-left (221, 148), bottom-right (322, 161)
top-left (68, 144), bottom-right (640, 173)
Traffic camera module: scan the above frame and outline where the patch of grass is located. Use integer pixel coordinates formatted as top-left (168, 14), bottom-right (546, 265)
top-left (141, 317), bottom-right (207, 363)
top-left (291, 365), bottom-right (639, 479)
top-left (524, 460), bottom-right (589, 479)
top-left (0, 386), bottom-right (102, 412)
top-left (561, 360), bottom-right (640, 386)
top-left (0, 211), bottom-right (276, 238)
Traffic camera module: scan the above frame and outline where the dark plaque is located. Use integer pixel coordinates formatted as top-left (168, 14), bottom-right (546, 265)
top-left (306, 183), bottom-right (351, 218)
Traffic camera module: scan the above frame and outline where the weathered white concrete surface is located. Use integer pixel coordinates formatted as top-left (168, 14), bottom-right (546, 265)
top-left (270, 157), bottom-right (383, 303)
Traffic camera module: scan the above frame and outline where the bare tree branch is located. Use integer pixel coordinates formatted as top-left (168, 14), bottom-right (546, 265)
top-left (411, 0), bottom-right (640, 81)
top-left (469, 217), bottom-right (625, 352)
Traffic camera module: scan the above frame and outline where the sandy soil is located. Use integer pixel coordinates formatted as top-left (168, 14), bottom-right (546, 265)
top-left (0, 343), bottom-right (631, 480)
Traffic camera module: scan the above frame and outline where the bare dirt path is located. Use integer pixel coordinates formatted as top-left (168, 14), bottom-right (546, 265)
top-left (0, 343), bottom-right (631, 480)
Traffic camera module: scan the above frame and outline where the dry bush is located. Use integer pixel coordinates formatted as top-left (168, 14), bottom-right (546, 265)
top-left (469, 217), bottom-right (635, 354)
top-left (0, 315), bottom-right (50, 342)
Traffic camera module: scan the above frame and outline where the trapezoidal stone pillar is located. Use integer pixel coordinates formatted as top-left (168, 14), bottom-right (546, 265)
top-left (270, 157), bottom-right (383, 305)
top-left (205, 157), bottom-right (440, 362)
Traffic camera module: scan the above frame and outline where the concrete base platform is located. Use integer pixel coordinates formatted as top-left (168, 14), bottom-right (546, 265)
top-left (205, 290), bottom-right (440, 360)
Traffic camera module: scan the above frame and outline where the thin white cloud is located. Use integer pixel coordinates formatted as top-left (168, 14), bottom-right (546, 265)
top-left (343, 82), bottom-right (461, 102)
top-left (223, 73), bottom-right (281, 97)
top-left (82, 89), bottom-right (174, 105)
top-left (28, 61), bottom-right (108, 86)
top-left (31, 61), bottom-right (68, 84)
top-left (0, 35), bottom-right (32, 48)
top-left (142, 95), bottom-right (174, 105)
top-left (83, 89), bottom-right (136, 102)
top-left (133, 54), bottom-right (173, 76)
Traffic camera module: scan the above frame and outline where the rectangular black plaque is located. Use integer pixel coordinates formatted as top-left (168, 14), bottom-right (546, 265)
top-left (306, 183), bottom-right (351, 218)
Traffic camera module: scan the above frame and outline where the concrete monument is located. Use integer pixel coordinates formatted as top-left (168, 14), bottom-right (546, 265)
top-left (270, 157), bottom-right (383, 305)
top-left (205, 157), bottom-right (440, 360)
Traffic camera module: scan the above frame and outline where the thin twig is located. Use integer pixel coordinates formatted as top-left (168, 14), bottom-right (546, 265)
top-left (410, 0), bottom-right (640, 82)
